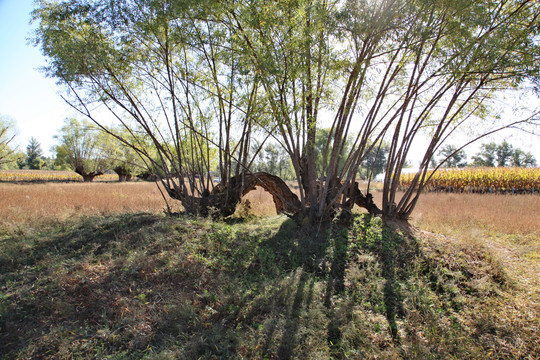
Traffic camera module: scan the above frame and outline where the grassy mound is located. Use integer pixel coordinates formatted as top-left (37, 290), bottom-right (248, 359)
top-left (0, 213), bottom-right (538, 359)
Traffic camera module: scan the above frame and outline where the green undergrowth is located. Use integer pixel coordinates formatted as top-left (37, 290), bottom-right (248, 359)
top-left (0, 213), bottom-right (538, 359)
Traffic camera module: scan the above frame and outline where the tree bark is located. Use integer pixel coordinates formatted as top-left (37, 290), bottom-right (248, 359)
top-left (210, 172), bottom-right (302, 217)
top-left (166, 171), bottom-right (381, 220)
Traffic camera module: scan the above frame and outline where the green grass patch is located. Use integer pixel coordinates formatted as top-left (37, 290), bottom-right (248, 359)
top-left (0, 213), bottom-right (538, 359)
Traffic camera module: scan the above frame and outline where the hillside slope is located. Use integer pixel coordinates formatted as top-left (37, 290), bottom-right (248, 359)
top-left (1, 214), bottom-right (538, 359)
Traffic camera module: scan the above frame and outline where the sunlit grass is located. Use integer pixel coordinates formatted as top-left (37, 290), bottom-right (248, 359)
top-left (0, 182), bottom-right (179, 232)
top-left (407, 192), bottom-right (540, 235)
top-left (407, 192), bottom-right (540, 303)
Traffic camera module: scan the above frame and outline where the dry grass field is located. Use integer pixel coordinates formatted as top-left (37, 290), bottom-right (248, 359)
top-left (410, 192), bottom-right (540, 297)
top-left (2, 181), bottom-right (538, 235)
top-left (244, 185), bottom-right (540, 234)
top-left (409, 192), bottom-right (540, 235)
top-left (0, 169), bottom-right (118, 182)
top-left (0, 182), bottom-right (176, 232)
top-left (1, 180), bottom-right (539, 358)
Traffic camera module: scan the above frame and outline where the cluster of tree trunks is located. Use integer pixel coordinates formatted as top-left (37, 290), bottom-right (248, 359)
top-left (33, 0), bottom-right (540, 221)
top-left (167, 172), bottom-right (381, 219)
top-left (113, 166), bottom-right (133, 182)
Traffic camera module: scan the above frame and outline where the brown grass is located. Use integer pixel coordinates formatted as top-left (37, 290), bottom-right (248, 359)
top-left (402, 192), bottom-right (539, 313)
top-left (241, 185), bottom-right (283, 216)
top-left (406, 192), bottom-right (540, 236)
top-left (0, 182), bottom-right (178, 231)
top-left (244, 186), bottom-right (539, 236)
top-left (3, 181), bottom-right (537, 236)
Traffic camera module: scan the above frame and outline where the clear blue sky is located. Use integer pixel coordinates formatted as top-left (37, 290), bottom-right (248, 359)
top-left (0, 0), bottom-right (537, 163)
top-left (0, 0), bottom-right (72, 156)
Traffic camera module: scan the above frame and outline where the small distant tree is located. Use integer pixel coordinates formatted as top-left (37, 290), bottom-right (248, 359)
top-left (360, 142), bottom-right (389, 180)
top-left (24, 137), bottom-right (45, 170)
top-left (260, 144), bottom-right (279, 175)
top-left (110, 148), bottom-right (140, 182)
top-left (54, 118), bottom-right (109, 182)
top-left (496, 141), bottom-right (514, 167)
top-left (101, 130), bottom-right (146, 181)
top-left (432, 145), bottom-right (467, 168)
top-left (511, 149), bottom-right (537, 167)
top-left (0, 116), bottom-right (17, 168)
top-left (253, 144), bottom-right (292, 179)
top-left (314, 128), bottom-right (352, 179)
top-left (471, 143), bottom-right (498, 167)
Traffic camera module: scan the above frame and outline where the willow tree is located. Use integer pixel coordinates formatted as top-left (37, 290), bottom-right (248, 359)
top-left (228, 0), bottom-right (540, 220)
top-left (34, 0), bottom-right (539, 221)
top-left (33, 0), bottom-right (288, 215)
top-left (100, 128), bottom-right (147, 181)
top-left (54, 118), bottom-right (109, 182)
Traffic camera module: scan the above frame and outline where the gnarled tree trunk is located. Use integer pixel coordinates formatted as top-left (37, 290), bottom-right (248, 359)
top-left (75, 165), bottom-right (103, 182)
top-left (210, 172), bottom-right (302, 217)
top-left (167, 171), bottom-right (381, 220)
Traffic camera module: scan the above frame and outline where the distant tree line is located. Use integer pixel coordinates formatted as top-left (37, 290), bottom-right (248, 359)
top-left (251, 133), bottom-right (390, 181)
top-left (471, 141), bottom-right (537, 168)
top-left (431, 142), bottom-right (536, 169)
top-left (0, 117), bottom-right (147, 182)
top-left (4, 113), bottom-right (536, 185)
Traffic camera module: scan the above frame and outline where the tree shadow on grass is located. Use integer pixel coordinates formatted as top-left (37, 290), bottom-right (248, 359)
top-left (242, 218), bottom-right (329, 360)
top-left (259, 215), bottom-right (415, 358)
top-left (0, 213), bottom-right (160, 273)
top-left (253, 218), bottom-right (354, 359)
top-left (1, 212), bottom-right (427, 359)
top-left (353, 216), bottom-right (420, 342)
top-left (0, 213), bottom-right (163, 357)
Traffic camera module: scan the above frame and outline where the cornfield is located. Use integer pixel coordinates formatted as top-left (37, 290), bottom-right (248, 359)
top-left (400, 167), bottom-right (540, 193)
top-left (0, 170), bottom-right (118, 182)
